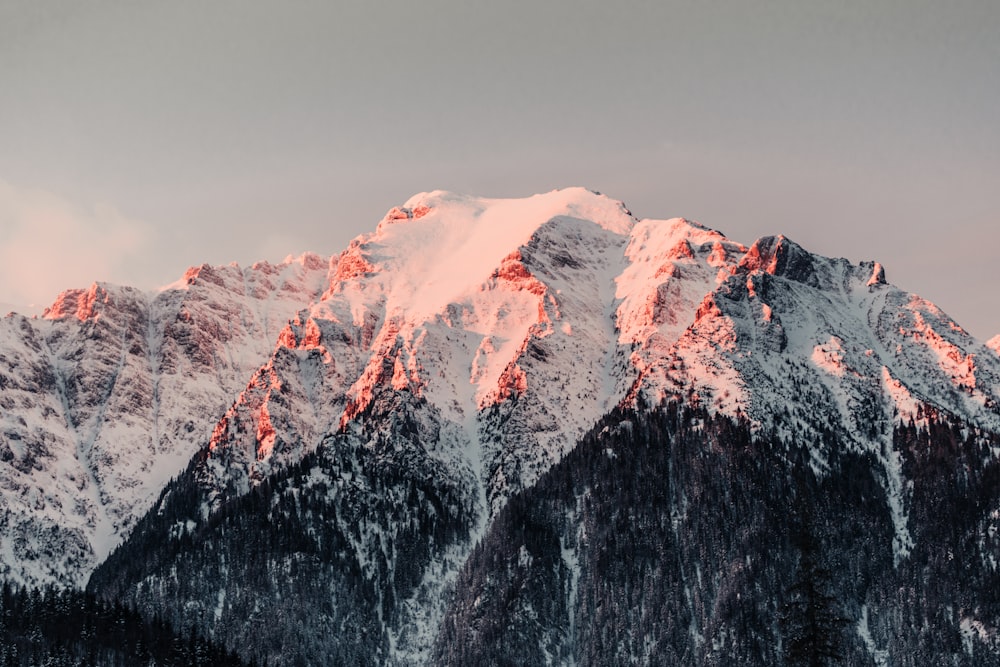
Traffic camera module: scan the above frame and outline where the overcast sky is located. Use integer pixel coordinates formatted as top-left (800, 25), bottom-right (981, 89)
top-left (1, 1), bottom-right (998, 338)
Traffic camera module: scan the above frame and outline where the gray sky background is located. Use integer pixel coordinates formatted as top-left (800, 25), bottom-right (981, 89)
top-left (1, 1), bottom-right (998, 338)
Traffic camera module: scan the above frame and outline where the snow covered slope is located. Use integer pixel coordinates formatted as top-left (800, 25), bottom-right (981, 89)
top-left (195, 191), bottom-right (641, 516)
top-left (0, 255), bottom-right (333, 586)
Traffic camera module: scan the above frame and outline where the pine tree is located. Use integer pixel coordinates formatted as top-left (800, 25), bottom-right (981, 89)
top-left (780, 504), bottom-right (849, 667)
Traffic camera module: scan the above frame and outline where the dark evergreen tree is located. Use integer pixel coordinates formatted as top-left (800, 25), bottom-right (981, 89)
top-left (0, 581), bottom-right (246, 666)
top-left (780, 501), bottom-right (849, 667)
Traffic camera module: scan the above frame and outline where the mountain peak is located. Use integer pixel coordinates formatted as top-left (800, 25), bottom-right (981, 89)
top-left (388, 187), bottom-right (637, 234)
top-left (326, 188), bottom-right (639, 323)
top-left (988, 334), bottom-right (1000, 355)
top-left (42, 282), bottom-right (118, 321)
top-left (866, 261), bottom-right (887, 286)
top-left (737, 234), bottom-right (819, 286)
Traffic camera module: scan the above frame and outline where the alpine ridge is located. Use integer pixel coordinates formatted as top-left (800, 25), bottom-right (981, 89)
top-left (0, 253), bottom-right (334, 586)
top-left (3, 188), bottom-right (1000, 665)
top-left (190, 189), bottom-right (1000, 561)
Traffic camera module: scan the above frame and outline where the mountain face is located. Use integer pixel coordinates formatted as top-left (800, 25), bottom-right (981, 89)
top-left (0, 254), bottom-right (333, 586)
top-left (5, 188), bottom-right (1000, 664)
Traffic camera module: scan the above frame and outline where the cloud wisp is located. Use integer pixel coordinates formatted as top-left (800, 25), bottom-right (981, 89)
top-left (0, 179), bottom-right (151, 313)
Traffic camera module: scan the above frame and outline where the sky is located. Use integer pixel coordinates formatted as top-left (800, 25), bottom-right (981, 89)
top-left (1, 1), bottom-right (998, 338)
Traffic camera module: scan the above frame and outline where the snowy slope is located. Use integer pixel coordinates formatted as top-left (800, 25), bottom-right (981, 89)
top-left (631, 235), bottom-right (1000, 560)
top-left (197, 190), bottom-right (639, 514)
top-left (0, 254), bottom-right (333, 586)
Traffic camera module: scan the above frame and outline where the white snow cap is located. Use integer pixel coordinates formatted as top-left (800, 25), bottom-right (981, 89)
top-left (350, 187), bottom-right (637, 321)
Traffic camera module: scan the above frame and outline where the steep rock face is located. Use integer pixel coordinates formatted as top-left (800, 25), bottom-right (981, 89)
top-left (84, 189), bottom-right (1000, 665)
top-left (0, 254), bottom-right (333, 586)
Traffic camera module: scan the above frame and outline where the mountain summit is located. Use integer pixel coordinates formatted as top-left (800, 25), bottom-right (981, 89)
top-left (4, 189), bottom-right (1000, 665)
top-left (989, 334), bottom-right (1000, 356)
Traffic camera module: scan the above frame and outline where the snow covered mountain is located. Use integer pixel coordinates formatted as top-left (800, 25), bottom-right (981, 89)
top-left (0, 254), bottom-right (333, 586)
top-left (5, 187), bottom-right (1000, 664)
top-left (177, 190), bottom-right (1000, 562)
top-left (200, 193), bottom-right (999, 484)
top-left (78, 189), bottom-right (1000, 665)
